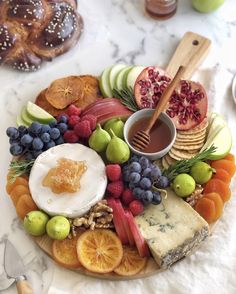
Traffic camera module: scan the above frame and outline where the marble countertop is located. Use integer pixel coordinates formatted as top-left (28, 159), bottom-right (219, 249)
top-left (1, 0), bottom-right (236, 293)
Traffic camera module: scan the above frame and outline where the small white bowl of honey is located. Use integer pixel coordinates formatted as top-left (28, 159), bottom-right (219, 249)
top-left (124, 109), bottom-right (176, 160)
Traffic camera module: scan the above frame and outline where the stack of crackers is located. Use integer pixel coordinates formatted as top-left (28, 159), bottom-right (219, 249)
top-left (162, 118), bottom-right (208, 169)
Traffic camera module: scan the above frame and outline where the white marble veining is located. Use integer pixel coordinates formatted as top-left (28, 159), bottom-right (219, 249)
top-left (1, 0), bottom-right (236, 293)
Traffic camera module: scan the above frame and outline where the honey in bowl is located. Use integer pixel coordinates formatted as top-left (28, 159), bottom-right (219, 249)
top-left (128, 117), bottom-right (172, 153)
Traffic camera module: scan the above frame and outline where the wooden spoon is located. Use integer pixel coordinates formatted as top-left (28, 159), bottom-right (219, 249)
top-left (131, 66), bottom-right (186, 151)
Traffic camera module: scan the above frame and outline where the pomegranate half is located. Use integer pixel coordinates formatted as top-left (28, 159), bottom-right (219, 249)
top-left (134, 66), bottom-right (208, 131)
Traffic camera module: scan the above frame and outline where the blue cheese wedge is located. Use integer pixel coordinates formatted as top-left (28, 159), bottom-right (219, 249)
top-left (135, 189), bottom-right (209, 269)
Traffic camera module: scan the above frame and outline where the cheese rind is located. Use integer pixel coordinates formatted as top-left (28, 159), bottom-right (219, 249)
top-left (135, 189), bottom-right (209, 269)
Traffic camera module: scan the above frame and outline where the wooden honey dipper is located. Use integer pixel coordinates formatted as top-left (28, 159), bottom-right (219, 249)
top-left (131, 66), bottom-right (186, 151)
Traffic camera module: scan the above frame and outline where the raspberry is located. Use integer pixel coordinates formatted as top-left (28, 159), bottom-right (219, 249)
top-left (74, 120), bottom-right (92, 138)
top-left (63, 130), bottom-right (79, 143)
top-left (121, 189), bottom-right (135, 206)
top-left (67, 104), bottom-right (82, 116)
top-left (68, 115), bottom-right (80, 128)
top-left (107, 181), bottom-right (124, 198)
top-left (129, 200), bottom-right (144, 216)
top-left (106, 164), bottom-right (121, 182)
top-left (81, 114), bottom-right (97, 130)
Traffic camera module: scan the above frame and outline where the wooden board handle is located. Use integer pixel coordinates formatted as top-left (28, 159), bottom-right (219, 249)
top-left (166, 32), bottom-right (211, 80)
top-left (16, 279), bottom-right (33, 294)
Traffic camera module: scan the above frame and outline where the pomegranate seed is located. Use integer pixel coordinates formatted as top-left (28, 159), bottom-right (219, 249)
top-left (140, 87), bottom-right (148, 95)
top-left (145, 81), bottom-right (151, 88)
top-left (154, 86), bottom-right (159, 94)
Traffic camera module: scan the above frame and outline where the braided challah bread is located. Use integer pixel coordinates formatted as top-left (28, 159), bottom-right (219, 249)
top-left (0, 0), bottom-right (83, 71)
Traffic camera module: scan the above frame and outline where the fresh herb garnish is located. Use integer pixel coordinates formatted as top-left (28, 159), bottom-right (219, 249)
top-left (163, 145), bottom-right (217, 182)
top-left (112, 87), bottom-right (139, 112)
top-left (8, 159), bottom-right (35, 182)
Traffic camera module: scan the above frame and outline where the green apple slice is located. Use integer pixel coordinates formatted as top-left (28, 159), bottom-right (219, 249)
top-left (205, 125), bottom-right (232, 160)
top-left (99, 66), bottom-right (113, 98)
top-left (109, 64), bottom-right (126, 91)
top-left (115, 65), bottom-right (134, 90)
top-left (16, 114), bottom-right (28, 127)
top-left (26, 101), bottom-right (55, 123)
top-left (21, 106), bottom-right (34, 126)
top-left (126, 66), bottom-right (145, 89)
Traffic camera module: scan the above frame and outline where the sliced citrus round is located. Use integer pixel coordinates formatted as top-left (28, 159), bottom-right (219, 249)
top-left (77, 229), bottom-right (123, 273)
top-left (52, 232), bottom-right (84, 269)
top-left (114, 245), bottom-right (147, 276)
top-left (45, 76), bottom-right (84, 109)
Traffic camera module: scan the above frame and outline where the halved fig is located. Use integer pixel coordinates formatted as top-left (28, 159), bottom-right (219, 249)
top-left (134, 66), bottom-right (208, 131)
top-left (45, 76), bottom-right (84, 109)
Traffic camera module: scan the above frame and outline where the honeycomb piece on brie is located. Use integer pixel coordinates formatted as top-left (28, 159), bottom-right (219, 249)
top-left (42, 158), bottom-right (87, 194)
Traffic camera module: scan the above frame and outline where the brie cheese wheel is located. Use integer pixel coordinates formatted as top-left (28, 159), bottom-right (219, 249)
top-left (29, 143), bottom-right (107, 218)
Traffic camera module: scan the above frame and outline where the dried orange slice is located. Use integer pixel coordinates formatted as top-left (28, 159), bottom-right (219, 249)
top-left (45, 76), bottom-right (84, 109)
top-left (77, 229), bottom-right (123, 273)
top-left (114, 246), bottom-right (147, 276)
top-left (52, 233), bottom-right (84, 269)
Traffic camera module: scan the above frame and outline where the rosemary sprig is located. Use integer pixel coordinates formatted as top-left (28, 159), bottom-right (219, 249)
top-left (112, 87), bottom-right (139, 112)
top-left (8, 159), bottom-right (35, 183)
top-left (163, 145), bottom-right (217, 182)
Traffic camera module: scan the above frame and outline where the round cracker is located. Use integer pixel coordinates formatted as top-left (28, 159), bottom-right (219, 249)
top-left (174, 138), bottom-right (205, 145)
top-left (176, 130), bottom-right (206, 140)
top-left (161, 157), bottom-right (169, 169)
top-left (164, 154), bottom-right (177, 165)
top-left (173, 142), bottom-right (204, 151)
top-left (178, 118), bottom-right (208, 135)
top-left (170, 147), bottom-right (198, 160)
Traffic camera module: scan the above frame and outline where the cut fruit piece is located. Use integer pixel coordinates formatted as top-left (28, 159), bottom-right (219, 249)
top-left (77, 229), bottom-right (123, 273)
top-left (16, 114), bottom-right (28, 127)
top-left (126, 65), bottom-right (146, 89)
top-left (115, 200), bottom-right (135, 246)
top-left (26, 101), bottom-right (55, 124)
top-left (223, 153), bottom-right (235, 163)
top-left (113, 245), bottom-right (147, 276)
top-left (115, 65), bottom-right (134, 90)
top-left (204, 179), bottom-right (231, 203)
top-left (203, 193), bottom-right (223, 221)
top-left (16, 194), bottom-right (38, 220)
top-left (194, 197), bottom-right (216, 224)
top-left (21, 106), bottom-right (34, 126)
top-left (107, 198), bottom-right (129, 244)
top-left (99, 66), bottom-right (113, 97)
top-left (52, 234), bottom-right (83, 268)
top-left (45, 76), bottom-right (84, 109)
top-left (212, 168), bottom-right (231, 183)
top-left (10, 184), bottom-right (31, 206)
top-left (211, 159), bottom-right (236, 178)
top-left (6, 176), bottom-right (29, 194)
top-left (125, 210), bottom-right (150, 257)
top-left (203, 126), bottom-right (232, 160)
top-left (109, 64), bottom-right (127, 90)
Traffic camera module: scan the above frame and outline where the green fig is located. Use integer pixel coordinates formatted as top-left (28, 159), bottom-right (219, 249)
top-left (106, 129), bottom-right (130, 164)
top-left (89, 124), bottom-right (111, 152)
top-left (104, 118), bottom-right (124, 139)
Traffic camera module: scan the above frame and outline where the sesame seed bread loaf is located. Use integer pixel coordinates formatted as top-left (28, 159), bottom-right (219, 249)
top-left (0, 0), bottom-right (83, 71)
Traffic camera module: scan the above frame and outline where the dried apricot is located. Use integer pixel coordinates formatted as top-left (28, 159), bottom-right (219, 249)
top-left (6, 177), bottom-right (29, 194)
top-left (223, 153), bottom-right (235, 163)
top-left (195, 197), bottom-right (216, 224)
top-left (16, 194), bottom-right (38, 220)
top-left (10, 185), bottom-right (30, 206)
top-left (211, 160), bottom-right (235, 178)
top-left (204, 193), bottom-right (223, 221)
top-left (204, 179), bottom-right (231, 202)
top-left (212, 168), bottom-right (231, 183)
